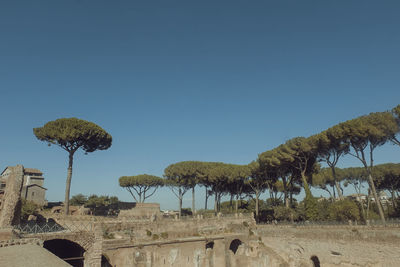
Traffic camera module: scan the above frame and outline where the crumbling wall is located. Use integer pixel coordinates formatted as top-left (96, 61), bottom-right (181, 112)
top-left (0, 165), bottom-right (24, 228)
top-left (118, 203), bottom-right (162, 219)
top-left (256, 225), bottom-right (400, 267)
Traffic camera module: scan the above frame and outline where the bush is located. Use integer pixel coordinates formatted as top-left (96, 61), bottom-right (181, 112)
top-left (103, 229), bottom-right (115, 239)
top-left (160, 232), bottom-right (168, 239)
top-left (273, 206), bottom-right (298, 221)
top-left (181, 208), bottom-right (193, 216)
top-left (146, 229), bottom-right (152, 236)
top-left (70, 194), bottom-right (87, 206)
top-left (21, 199), bottom-right (40, 221)
top-left (315, 199), bottom-right (331, 221)
top-left (303, 195), bottom-right (319, 220)
top-left (366, 210), bottom-right (380, 220)
top-left (328, 199), bottom-right (360, 222)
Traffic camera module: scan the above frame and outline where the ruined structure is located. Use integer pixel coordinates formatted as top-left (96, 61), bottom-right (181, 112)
top-left (0, 166), bottom-right (46, 206)
top-left (0, 165), bottom-right (24, 228)
top-left (118, 203), bottom-right (162, 220)
top-left (0, 168), bottom-right (398, 267)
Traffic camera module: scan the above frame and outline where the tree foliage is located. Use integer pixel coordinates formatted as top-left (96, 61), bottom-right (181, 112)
top-left (119, 174), bottom-right (164, 203)
top-left (33, 118), bottom-right (112, 215)
top-left (70, 194), bottom-right (88, 206)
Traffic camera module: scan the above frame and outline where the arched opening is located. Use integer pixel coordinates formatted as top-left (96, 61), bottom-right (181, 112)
top-left (229, 239), bottom-right (242, 254)
top-left (206, 241), bottom-right (214, 250)
top-left (310, 255), bottom-right (320, 267)
top-left (101, 254), bottom-right (112, 267)
top-left (43, 239), bottom-right (85, 267)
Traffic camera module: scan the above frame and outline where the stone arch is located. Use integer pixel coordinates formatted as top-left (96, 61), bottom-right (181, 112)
top-left (229, 239), bottom-right (242, 254)
top-left (43, 239), bottom-right (85, 267)
top-left (39, 231), bottom-right (95, 251)
top-left (310, 255), bottom-right (320, 267)
top-left (206, 241), bottom-right (214, 250)
top-left (101, 254), bottom-right (112, 267)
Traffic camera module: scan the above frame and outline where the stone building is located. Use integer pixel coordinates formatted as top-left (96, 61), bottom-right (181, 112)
top-left (0, 166), bottom-right (47, 206)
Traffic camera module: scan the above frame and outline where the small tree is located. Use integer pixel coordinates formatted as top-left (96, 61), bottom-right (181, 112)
top-left (317, 129), bottom-right (349, 200)
top-left (248, 160), bottom-right (272, 220)
top-left (70, 194), bottom-right (88, 206)
top-left (33, 118), bottom-right (112, 215)
top-left (119, 174), bottom-right (164, 203)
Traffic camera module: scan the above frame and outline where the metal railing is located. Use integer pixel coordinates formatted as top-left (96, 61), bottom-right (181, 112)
top-left (15, 220), bottom-right (96, 234)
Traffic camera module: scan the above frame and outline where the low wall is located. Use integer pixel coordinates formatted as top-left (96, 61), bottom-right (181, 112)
top-left (256, 225), bottom-right (400, 267)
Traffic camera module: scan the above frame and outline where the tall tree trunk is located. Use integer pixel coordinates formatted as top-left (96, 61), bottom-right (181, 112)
top-left (64, 152), bottom-right (74, 215)
top-left (214, 192), bottom-right (218, 215)
top-left (255, 189), bottom-right (261, 222)
top-left (332, 184), bottom-right (336, 200)
top-left (330, 166), bottom-right (343, 200)
top-left (367, 189), bottom-right (371, 219)
top-left (282, 177), bottom-right (289, 208)
top-left (179, 187), bottom-right (182, 218)
top-left (367, 172), bottom-right (385, 223)
top-left (301, 172), bottom-right (313, 198)
top-left (235, 194), bottom-right (239, 213)
top-left (192, 186), bottom-right (196, 216)
top-left (217, 193), bottom-right (222, 212)
top-left (255, 190), bottom-right (260, 222)
top-left (205, 188), bottom-right (208, 210)
top-left (229, 194), bottom-right (233, 212)
top-left (391, 190), bottom-right (397, 208)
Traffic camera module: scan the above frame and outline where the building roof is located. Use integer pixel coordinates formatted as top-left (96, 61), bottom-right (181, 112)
top-left (0, 166), bottom-right (11, 176)
top-left (1, 166), bottom-right (43, 176)
top-left (26, 184), bottom-right (47, 190)
top-left (24, 168), bottom-right (43, 175)
top-left (0, 244), bottom-right (72, 267)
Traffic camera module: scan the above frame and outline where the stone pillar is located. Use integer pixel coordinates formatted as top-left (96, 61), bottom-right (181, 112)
top-left (84, 223), bottom-right (103, 267)
top-left (0, 165), bottom-right (24, 228)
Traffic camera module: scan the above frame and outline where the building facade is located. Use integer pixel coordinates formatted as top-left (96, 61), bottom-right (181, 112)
top-left (0, 166), bottom-right (47, 206)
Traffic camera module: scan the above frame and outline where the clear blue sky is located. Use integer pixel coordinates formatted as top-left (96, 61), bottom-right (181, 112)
top-left (1, 0), bottom-right (400, 210)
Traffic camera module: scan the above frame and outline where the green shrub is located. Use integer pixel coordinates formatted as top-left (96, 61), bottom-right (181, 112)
top-left (21, 199), bottom-right (40, 221)
top-left (304, 195), bottom-right (319, 220)
top-left (160, 232), bottom-right (168, 239)
top-left (181, 208), bottom-right (193, 216)
top-left (273, 206), bottom-right (298, 221)
top-left (103, 229), bottom-right (115, 239)
top-left (315, 199), bottom-right (331, 221)
top-left (152, 234), bottom-right (159, 240)
top-left (366, 210), bottom-right (380, 220)
top-left (328, 200), bottom-right (360, 222)
top-left (146, 229), bottom-right (152, 236)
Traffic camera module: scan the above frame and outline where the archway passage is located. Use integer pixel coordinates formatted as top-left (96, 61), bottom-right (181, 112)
top-left (206, 241), bottom-right (215, 250)
top-left (229, 239), bottom-right (242, 254)
top-left (43, 239), bottom-right (85, 267)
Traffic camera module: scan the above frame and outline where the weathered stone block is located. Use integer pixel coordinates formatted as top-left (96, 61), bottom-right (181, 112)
top-left (0, 165), bottom-right (24, 228)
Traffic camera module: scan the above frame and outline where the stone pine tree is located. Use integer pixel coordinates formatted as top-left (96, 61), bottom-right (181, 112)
top-left (339, 112), bottom-right (399, 223)
top-left (392, 104), bottom-right (400, 146)
top-left (33, 118), bottom-right (112, 215)
top-left (119, 174), bottom-right (164, 203)
top-left (317, 129), bottom-right (349, 200)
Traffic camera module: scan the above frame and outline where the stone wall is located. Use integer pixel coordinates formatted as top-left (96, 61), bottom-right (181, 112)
top-left (256, 225), bottom-right (400, 267)
top-left (102, 214), bottom-right (255, 241)
top-left (0, 165), bottom-right (24, 227)
top-left (118, 203), bottom-right (162, 219)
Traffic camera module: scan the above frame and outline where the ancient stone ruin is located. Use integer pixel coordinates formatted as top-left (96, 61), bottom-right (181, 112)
top-left (0, 165), bottom-right (24, 228)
